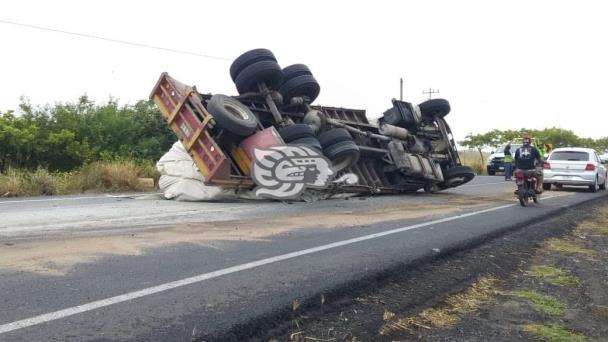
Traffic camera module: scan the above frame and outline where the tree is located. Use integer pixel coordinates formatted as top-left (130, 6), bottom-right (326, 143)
top-left (459, 131), bottom-right (502, 164)
top-left (1, 97), bottom-right (176, 171)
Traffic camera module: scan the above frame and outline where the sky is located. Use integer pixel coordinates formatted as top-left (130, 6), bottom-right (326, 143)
top-left (1, 0), bottom-right (607, 143)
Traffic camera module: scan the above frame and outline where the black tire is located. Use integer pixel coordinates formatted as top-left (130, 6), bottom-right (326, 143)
top-left (589, 177), bottom-right (599, 193)
top-left (600, 175), bottom-right (607, 190)
top-left (206, 94), bottom-right (258, 136)
top-left (488, 170), bottom-right (496, 176)
top-left (279, 74), bottom-right (321, 104)
top-left (323, 140), bottom-right (360, 172)
top-left (542, 183), bottom-right (551, 191)
top-left (518, 187), bottom-right (528, 207)
top-left (418, 99), bottom-right (451, 119)
top-left (317, 128), bottom-right (353, 148)
top-left (229, 49), bottom-right (277, 82)
top-left (290, 137), bottom-right (322, 152)
top-left (282, 64), bottom-right (313, 81)
top-left (424, 182), bottom-right (439, 193)
top-left (438, 166), bottom-right (475, 189)
top-left (234, 60), bottom-right (284, 94)
top-left (278, 124), bottom-right (315, 142)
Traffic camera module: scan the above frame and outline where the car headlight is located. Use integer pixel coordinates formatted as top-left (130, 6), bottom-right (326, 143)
top-left (487, 158), bottom-right (494, 165)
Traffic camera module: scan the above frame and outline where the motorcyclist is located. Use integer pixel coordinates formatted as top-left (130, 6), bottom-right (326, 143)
top-left (514, 135), bottom-right (543, 193)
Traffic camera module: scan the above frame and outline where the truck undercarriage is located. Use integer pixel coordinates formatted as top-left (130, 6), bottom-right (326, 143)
top-left (150, 49), bottom-right (475, 198)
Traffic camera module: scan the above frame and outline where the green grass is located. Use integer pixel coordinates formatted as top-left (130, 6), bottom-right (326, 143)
top-left (510, 290), bottom-right (566, 315)
top-left (521, 323), bottom-right (587, 342)
top-left (0, 160), bottom-right (158, 197)
top-left (545, 238), bottom-right (594, 256)
top-left (526, 265), bottom-right (580, 287)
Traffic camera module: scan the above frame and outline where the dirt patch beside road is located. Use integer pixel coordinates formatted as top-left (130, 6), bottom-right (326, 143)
top-left (238, 197), bottom-right (606, 342)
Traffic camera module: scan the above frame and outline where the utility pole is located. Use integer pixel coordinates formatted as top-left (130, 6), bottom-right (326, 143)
top-left (400, 77), bottom-right (404, 101)
top-left (423, 88), bottom-right (440, 100)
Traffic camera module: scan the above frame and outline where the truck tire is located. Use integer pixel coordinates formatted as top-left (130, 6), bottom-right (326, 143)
top-left (323, 140), bottom-right (360, 172)
top-left (282, 64), bottom-right (313, 81)
top-left (207, 94), bottom-right (259, 136)
top-left (279, 74), bottom-right (320, 104)
top-left (235, 60), bottom-right (284, 94)
top-left (230, 49), bottom-right (277, 82)
top-left (290, 137), bottom-right (322, 152)
top-left (278, 124), bottom-right (315, 142)
top-left (418, 99), bottom-right (451, 119)
top-left (437, 165), bottom-right (475, 189)
top-left (318, 128), bottom-right (353, 148)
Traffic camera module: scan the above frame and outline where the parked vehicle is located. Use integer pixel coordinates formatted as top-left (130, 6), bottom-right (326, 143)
top-left (150, 49), bottom-right (475, 197)
top-left (543, 147), bottom-right (607, 192)
top-left (486, 144), bottom-right (522, 175)
top-left (515, 169), bottom-right (540, 206)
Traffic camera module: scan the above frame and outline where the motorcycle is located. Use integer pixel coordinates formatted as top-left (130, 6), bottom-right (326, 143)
top-left (515, 169), bottom-right (540, 206)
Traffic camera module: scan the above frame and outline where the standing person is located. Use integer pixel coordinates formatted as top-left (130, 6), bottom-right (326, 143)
top-left (503, 142), bottom-right (513, 181)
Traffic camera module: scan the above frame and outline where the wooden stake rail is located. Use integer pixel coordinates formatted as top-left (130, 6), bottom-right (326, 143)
top-left (150, 72), bottom-right (252, 187)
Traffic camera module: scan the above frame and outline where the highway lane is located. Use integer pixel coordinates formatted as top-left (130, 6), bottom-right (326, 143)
top-left (0, 177), bottom-right (604, 341)
top-left (0, 176), bottom-right (508, 239)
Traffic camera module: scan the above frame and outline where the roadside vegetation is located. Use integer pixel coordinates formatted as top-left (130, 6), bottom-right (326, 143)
top-left (3, 97), bottom-right (608, 196)
top-left (264, 201), bottom-right (608, 342)
top-left (0, 161), bottom-right (159, 197)
top-left (509, 290), bottom-right (566, 316)
top-left (459, 127), bottom-right (608, 164)
top-left (458, 149), bottom-right (490, 175)
top-left (0, 96), bottom-right (173, 197)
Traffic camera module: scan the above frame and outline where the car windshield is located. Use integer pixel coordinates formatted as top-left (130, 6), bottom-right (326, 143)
top-left (549, 151), bottom-right (589, 161)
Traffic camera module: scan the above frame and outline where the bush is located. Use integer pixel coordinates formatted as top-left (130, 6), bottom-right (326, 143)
top-left (24, 168), bottom-right (59, 195)
top-left (0, 161), bottom-right (158, 197)
top-left (73, 161), bottom-right (144, 192)
top-left (0, 168), bottom-right (24, 197)
top-left (459, 150), bottom-right (489, 175)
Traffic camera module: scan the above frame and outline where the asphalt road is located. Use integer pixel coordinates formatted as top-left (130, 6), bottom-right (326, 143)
top-left (0, 176), bottom-right (605, 341)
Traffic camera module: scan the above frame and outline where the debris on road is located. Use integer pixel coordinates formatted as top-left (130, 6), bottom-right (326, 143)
top-left (157, 141), bottom-right (256, 201)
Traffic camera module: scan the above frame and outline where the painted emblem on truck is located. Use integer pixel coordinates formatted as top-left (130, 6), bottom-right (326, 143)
top-left (251, 145), bottom-right (334, 199)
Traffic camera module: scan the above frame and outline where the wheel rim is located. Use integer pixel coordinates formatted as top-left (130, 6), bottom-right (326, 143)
top-left (224, 103), bottom-right (250, 121)
top-left (331, 155), bottom-right (354, 172)
top-left (446, 176), bottom-right (467, 187)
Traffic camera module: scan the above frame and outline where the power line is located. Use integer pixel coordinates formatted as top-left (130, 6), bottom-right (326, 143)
top-left (0, 19), bottom-right (232, 61)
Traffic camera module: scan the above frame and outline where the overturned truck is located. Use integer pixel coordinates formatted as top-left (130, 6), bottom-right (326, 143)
top-left (150, 49), bottom-right (474, 198)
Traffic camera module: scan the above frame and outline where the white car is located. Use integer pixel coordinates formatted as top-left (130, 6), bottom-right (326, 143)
top-left (543, 147), bottom-right (607, 192)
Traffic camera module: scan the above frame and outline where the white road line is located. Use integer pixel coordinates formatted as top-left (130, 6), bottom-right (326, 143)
top-left (0, 196), bottom-right (562, 335)
top-left (0, 195), bottom-right (118, 205)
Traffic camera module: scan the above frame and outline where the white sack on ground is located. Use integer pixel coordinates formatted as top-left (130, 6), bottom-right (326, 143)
top-left (156, 141), bottom-right (255, 201)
